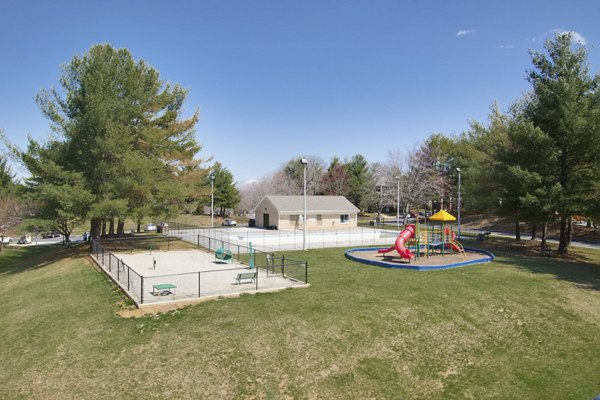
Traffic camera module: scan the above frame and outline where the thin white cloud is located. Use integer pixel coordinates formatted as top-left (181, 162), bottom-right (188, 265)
top-left (499, 44), bottom-right (514, 50)
top-left (534, 29), bottom-right (587, 45)
top-left (457, 29), bottom-right (475, 37)
top-left (563, 30), bottom-right (587, 45)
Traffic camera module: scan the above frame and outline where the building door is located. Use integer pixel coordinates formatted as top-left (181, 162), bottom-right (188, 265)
top-left (263, 213), bottom-right (270, 227)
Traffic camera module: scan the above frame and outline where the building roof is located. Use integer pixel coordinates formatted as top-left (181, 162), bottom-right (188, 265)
top-left (256, 195), bottom-right (360, 215)
top-left (429, 210), bottom-right (457, 222)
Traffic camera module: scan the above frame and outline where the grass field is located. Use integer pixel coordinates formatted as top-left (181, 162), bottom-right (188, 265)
top-left (1, 241), bottom-right (600, 399)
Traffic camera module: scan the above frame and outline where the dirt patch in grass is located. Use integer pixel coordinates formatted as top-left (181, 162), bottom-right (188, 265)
top-left (116, 300), bottom-right (204, 318)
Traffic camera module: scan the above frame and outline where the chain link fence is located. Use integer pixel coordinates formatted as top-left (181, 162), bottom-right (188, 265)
top-left (90, 234), bottom-right (308, 307)
top-left (164, 221), bottom-right (399, 252)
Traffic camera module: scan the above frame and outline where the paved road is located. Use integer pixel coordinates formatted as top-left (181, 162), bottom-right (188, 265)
top-left (5, 234), bottom-right (88, 247)
top-left (464, 229), bottom-right (600, 250)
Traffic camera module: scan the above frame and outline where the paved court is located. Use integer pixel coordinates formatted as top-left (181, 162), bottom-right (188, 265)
top-left (109, 249), bottom-right (305, 305)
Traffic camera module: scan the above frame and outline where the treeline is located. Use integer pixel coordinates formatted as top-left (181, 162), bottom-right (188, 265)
top-left (241, 34), bottom-right (600, 254)
top-left (2, 35), bottom-right (599, 255)
top-left (240, 149), bottom-right (452, 223)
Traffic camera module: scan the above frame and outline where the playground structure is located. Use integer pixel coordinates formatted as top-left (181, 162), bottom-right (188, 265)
top-left (377, 210), bottom-right (465, 262)
top-left (347, 210), bottom-right (494, 270)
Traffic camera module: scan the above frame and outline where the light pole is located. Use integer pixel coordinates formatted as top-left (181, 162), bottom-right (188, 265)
top-left (456, 167), bottom-right (461, 239)
top-left (210, 172), bottom-right (215, 228)
top-left (396, 176), bottom-right (400, 230)
top-left (300, 158), bottom-right (308, 250)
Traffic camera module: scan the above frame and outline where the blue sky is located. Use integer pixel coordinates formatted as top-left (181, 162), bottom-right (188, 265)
top-left (1, 0), bottom-right (599, 184)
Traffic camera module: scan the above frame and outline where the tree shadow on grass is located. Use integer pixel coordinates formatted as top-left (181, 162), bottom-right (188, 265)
top-left (493, 250), bottom-right (600, 292)
top-left (0, 243), bottom-right (90, 275)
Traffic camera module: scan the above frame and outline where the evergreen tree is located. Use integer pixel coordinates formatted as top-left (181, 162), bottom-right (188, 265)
top-left (0, 154), bottom-right (14, 195)
top-left (207, 162), bottom-right (240, 216)
top-left (345, 154), bottom-right (371, 210)
top-left (524, 33), bottom-right (600, 254)
top-left (16, 44), bottom-right (206, 240)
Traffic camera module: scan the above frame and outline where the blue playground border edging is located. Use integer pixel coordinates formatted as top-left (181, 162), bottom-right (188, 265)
top-left (344, 247), bottom-right (495, 271)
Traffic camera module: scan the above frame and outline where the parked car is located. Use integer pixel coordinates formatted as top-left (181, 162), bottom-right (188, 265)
top-left (222, 219), bottom-right (237, 227)
top-left (42, 231), bottom-right (61, 238)
top-left (145, 223), bottom-right (157, 231)
top-left (18, 234), bottom-right (32, 244)
top-left (1, 236), bottom-right (13, 244)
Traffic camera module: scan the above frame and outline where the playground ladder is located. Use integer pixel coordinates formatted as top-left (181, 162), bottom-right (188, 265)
top-left (451, 240), bottom-right (466, 258)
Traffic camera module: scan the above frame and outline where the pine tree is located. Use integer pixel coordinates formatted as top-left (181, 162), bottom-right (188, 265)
top-left (525, 33), bottom-right (600, 254)
top-left (19, 44), bottom-right (207, 240)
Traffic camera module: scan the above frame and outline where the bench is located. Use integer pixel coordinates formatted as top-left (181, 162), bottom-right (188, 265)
top-left (215, 248), bottom-right (233, 264)
top-left (234, 271), bottom-right (257, 285)
top-left (152, 283), bottom-right (176, 296)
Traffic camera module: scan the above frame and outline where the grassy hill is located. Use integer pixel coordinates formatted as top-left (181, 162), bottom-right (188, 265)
top-left (1, 242), bottom-right (600, 399)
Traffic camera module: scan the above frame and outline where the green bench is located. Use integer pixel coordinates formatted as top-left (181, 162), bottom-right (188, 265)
top-left (234, 271), bottom-right (256, 285)
top-left (152, 283), bottom-right (176, 296)
top-left (215, 248), bottom-right (233, 264)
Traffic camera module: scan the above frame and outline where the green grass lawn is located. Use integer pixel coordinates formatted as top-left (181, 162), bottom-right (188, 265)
top-left (1, 242), bottom-right (600, 399)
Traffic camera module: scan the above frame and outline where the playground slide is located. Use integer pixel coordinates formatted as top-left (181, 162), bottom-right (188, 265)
top-left (378, 225), bottom-right (416, 259)
top-left (450, 242), bottom-right (461, 253)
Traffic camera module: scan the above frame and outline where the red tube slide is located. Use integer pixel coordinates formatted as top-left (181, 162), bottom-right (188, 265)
top-left (377, 224), bottom-right (416, 259)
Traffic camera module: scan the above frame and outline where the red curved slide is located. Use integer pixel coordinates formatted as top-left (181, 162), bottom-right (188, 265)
top-left (377, 224), bottom-right (416, 259)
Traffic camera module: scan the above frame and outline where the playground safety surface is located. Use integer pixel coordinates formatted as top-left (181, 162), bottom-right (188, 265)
top-left (345, 247), bottom-right (495, 270)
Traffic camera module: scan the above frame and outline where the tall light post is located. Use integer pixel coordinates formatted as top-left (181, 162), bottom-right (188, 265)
top-left (300, 158), bottom-right (308, 250)
top-left (210, 172), bottom-right (215, 228)
top-left (456, 167), bottom-right (461, 239)
top-left (396, 176), bottom-right (400, 230)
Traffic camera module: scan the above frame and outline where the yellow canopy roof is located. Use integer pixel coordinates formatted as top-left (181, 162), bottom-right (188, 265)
top-left (429, 210), bottom-right (457, 222)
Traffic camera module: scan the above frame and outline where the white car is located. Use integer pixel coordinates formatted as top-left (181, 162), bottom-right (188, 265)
top-left (145, 223), bottom-right (157, 231)
top-left (222, 219), bottom-right (237, 227)
top-left (1, 236), bottom-right (13, 244)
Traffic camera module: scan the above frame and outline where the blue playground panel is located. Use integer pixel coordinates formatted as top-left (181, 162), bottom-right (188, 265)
top-left (345, 247), bottom-right (495, 271)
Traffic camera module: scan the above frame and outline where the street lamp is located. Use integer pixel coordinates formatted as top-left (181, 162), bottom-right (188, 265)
top-left (300, 158), bottom-right (308, 250)
top-left (396, 176), bottom-right (400, 230)
top-left (210, 172), bottom-right (215, 228)
top-left (456, 167), bottom-right (461, 239)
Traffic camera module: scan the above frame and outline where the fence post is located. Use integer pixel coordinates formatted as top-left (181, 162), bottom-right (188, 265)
top-left (109, 254), bottom-right (112, 272)
top-left (117, 258), bottom-right (120, 280)
top-left (198, 272), bottom-right (201, 298)
top-left (281, 255), bottom-right (285, 277)
top-left (197, 234), bottom-right (200, 249)
top-left (141, 277), bottom-right (144, 304)
top-left (127, 266), bottom-right (130, 291)
top-left (305, 261), bottom-right (308, 283)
